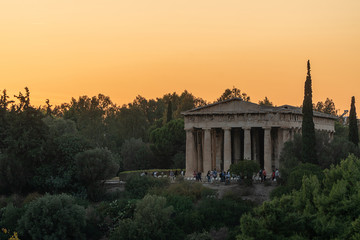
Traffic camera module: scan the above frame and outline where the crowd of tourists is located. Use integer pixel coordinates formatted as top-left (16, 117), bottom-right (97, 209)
top-left (139, 168), bottom-right (280, 184)
top-left (257, 168), bottom-right (280, 182)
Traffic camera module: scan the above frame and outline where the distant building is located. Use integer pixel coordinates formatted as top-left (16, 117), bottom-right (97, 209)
top-left (182, 98), bottom-right (336, 177)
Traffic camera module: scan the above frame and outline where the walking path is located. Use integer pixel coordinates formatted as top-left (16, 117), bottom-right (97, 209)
top-left (105, 177), bottom-right (277, 204)
top-left (203, 181), bottom-right (276, 204)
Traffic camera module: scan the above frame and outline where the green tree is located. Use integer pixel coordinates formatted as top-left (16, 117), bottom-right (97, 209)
top-left (301, 60), bottom-right (317, 164)
top-left (216, 87), bottom-right (250, 102)
top-left (62, 94), bottom-right (117, 148)
top-left (124, 175), bottom-right (169, 199)
top-left (117, 104), bottom-right (149, 141)
top-left (0, 88), bottom-right (49, 194)
top-left (314, 98), bottom-right (337, 115)
top-left (173, 90), bottom-right (207, 118)
top-left (75, 148), bottom-right (118, 200)
top-left (121, 138), bottom-right (154, 170)
top-left (150, 119), bottom-right (186, 168)
top-left (31, 117), bottom-right (92, 194)
top-left (349, 96), bottom-right (359, 146)
top-left (238, 154), bottom-right (360, 239)
top-left (19, 194), bottom-right (86, 240)
top-left (258, 96), bottom-right (273, 106)
top-left (111, 195), bottom-right (174, 240)
top-left (230, 161), bottom-right (259, 180)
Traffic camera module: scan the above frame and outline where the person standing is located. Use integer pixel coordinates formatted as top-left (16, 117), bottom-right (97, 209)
top-left (259, 169), bottom-right (263, 182)
top-left (262, 169), bottom-right (267, 182)
top-left (275, 169), bottom-right (280, 181)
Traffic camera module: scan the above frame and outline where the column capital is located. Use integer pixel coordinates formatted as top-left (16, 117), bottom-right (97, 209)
top-left (222, 127), bottom-right (232, 131)
top-left (262, 126), bottom-right (272, 130)
top-left (185, 128), bottom-right (194, 132)
top-left (203, 127), bottom-right (212, 131)
top-left (243, 127), bottom-right (252, 130)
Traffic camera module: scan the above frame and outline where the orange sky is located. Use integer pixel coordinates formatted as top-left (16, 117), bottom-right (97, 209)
top-left (1, 0), bottom-right (360, 113)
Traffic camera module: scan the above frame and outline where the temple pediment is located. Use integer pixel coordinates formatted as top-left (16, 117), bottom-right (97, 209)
top-left (183, 98), bottom-right (272, 115)
top-left (183, 98), bottom-right (337, 120)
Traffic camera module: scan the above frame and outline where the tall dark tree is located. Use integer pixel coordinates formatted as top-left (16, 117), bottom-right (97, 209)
top-left (302, 60), bottom-right (317, 164)
top-left (349, 96), bottom-right (359, 146)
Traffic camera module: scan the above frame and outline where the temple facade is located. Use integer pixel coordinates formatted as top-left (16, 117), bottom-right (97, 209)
top-left (182, 98), bottom-right (337, 177)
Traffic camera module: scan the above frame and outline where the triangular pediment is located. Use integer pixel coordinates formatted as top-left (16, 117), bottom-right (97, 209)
top-left (183, 98), bottom-right (272, 115)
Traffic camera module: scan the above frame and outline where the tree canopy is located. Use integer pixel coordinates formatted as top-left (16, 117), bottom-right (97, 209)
top-left (314, 98), bottom-right (337, 115)
top-left (258, 96), bottom-right (273, 106)
top-left (216, 87), bottom-right (250, 102)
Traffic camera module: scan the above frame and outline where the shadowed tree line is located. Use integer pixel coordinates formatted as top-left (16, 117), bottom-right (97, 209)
top-left (0, 87), bottom-right (260, 196)
top-left (1, 82), bottom-right (360, 240)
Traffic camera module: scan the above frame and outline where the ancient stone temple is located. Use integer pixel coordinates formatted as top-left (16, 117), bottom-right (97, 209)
top-left (182, 98), bottom-right (336, 177)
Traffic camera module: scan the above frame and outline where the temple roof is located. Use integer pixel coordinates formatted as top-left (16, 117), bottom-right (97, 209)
top-left (182, 98), bottom-right (337, 119)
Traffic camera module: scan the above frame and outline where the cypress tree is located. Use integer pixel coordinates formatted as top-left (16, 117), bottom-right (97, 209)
top-left (301, 60), bottom-right (317, 164)
top-left (349, 96), bottom-right (359, 146)
top-left (166, 99), bottom-right (173, 123)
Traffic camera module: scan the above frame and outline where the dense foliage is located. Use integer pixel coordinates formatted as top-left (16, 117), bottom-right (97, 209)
top-left (18, 194), bottom-right (86, 240)
top-left (0, 88), bottom-right (205, 196)
top-left (238, 154), bottom-right (360, 240)
top-left (1, 86), bottom-right (360, 240)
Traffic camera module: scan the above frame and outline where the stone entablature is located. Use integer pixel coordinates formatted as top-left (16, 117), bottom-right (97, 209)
top-left (182, 98), bottom-right (336, 178)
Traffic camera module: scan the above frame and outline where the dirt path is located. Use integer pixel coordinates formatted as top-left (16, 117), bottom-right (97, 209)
top-left (203, 181), bottom-right (276, 204)
top-left (105, 179), bottom-right (277, 205)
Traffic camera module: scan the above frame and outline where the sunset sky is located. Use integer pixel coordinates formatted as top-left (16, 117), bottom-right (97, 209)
top-left (1, 0), bottom-right (359, 113)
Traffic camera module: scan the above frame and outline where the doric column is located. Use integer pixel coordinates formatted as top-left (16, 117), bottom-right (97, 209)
top-left (223, 127), bottom-right (232, 171)
top-left (203, 128), bottom-right (212, 174)
top-left (263, 127), bottom-right (272, 176)
top-left (276, 128), bottom-right (283, 169)
top-left (216, 131), bottom-right (222, 171)
top-left (185, 129), bottom-right (196, 177)
top-left (211, 130), bottom-right (217, 170)
top-left (233, 129), bottom-right (241, 163)
top-left (252, 128), bottom-right (260, 165)
top-left (282, 127), bottom-right (291, 144)
top-left (197, 131), bottom-right (203, 172)
top-left (243, 127), bottom-right (252, 160)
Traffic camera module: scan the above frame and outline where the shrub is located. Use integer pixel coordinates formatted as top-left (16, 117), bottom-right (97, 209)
top-left (84, 206), bottom-right (106, 240)
top-left (158, 181), bottom-right (215, 202)
top-left (287, 163), bottom-right (324, 191)
top-left (110, 195), bottom-right (175, 240)
top-left (75, 148), bottom-right (119, 201)
top-left (230, 160), bottom-right (259, 183)
top-left (196, 198), bottom-right (252, 230)
top-left (18, 194), bottom-right (86, 240)
top-left (121, 138), bottom-right (154, 171)
top-left (270, 186), bottom-right (292, 199)
top-left (125, 175), bottom-right (169, 199)
top-left (0, 204), bottom-right (24, 234)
